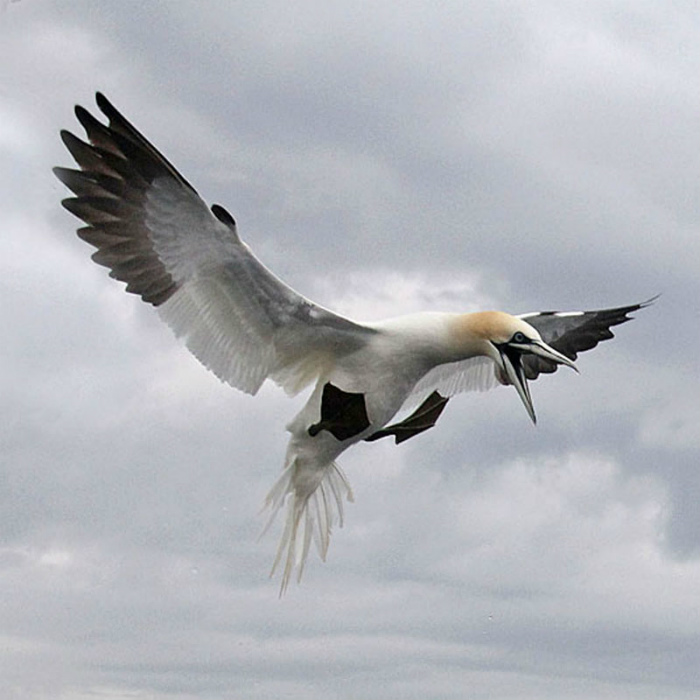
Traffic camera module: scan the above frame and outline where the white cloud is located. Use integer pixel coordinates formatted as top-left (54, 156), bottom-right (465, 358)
top-left (310, 268), bottom-right (495, 321)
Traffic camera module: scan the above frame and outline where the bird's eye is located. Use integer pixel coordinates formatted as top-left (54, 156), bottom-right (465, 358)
top-left (512, 332), bottom-right (527, 344)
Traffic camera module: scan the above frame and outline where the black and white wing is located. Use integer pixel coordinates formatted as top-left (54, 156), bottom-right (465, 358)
top-left (519, 299), bottom-right (656, 380)
top-left (405, 299), bottom-right (654, 409)
top-left (54, 93), bottom-right (375, 396)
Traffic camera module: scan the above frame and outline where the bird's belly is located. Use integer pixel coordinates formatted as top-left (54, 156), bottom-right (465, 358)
top-left (282, 345), bottom-right (431, 471)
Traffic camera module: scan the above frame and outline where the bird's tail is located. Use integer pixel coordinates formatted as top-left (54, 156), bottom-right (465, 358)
top-left (262, 450), bottom-right (354, 595)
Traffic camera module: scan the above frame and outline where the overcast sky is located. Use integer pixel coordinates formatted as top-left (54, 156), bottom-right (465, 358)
top-left (1, 1), bottom-right (699, 699)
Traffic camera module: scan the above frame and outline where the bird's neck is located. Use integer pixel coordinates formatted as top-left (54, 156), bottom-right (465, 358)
top-left (373, 311), bottom-right (499, 365)
top-left (444, 311), bottom-right (511, 363)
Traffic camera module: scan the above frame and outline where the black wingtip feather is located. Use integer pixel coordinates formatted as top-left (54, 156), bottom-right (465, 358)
top-left (95, 92), bottom-right (123, 123)
top-left (95, 91), bottom-right (111, 112)
top-left (74, 104), bottom-right (91, 125)
top-left (56, 93), bottom-right (183, 308)
top-left (521, 297), bottom-right (656, 380)
top-left (75, 104), bottom-right (120, 151)
top-left (89, 92), bottom-right (198, 194)
top-left (212, 204), bottom-right (237, 229)
top-left (638, 295), bottom-right (660, 311)
top-left (59, 129), bottom-right (87, 156)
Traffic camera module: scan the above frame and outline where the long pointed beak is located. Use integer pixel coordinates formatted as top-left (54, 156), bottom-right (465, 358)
top-left (529, 340), bottom-right (578, 372)
top-left (501, 351), bottom-right (537, 425)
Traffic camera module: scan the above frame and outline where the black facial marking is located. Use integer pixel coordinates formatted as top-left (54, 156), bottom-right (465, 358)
top-left (494, 340), bottom-right (523, 363)
top-left (492, 341), bottom-right (526, 387)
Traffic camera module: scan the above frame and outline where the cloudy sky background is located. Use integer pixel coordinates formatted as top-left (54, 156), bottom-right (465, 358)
top-left (1, 1), bottom-right (699, 698)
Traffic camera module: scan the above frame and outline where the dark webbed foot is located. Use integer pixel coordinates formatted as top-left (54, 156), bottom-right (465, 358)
top-left (308, 383), bottom-right (371, 441)
top-left (365, 391), bottom-right (449, 444)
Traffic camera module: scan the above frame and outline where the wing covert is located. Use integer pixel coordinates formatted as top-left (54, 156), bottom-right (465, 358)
top-left (403, 355), bottom-right (500, 411)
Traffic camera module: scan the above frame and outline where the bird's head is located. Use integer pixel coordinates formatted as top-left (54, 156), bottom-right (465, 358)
top-left (464, 311), bottom-right (578, 424)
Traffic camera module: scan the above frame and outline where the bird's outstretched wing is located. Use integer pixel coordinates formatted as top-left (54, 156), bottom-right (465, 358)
top-left (54, 93), bottom-right (375, 396)
top-left (405, 299), bottom-right (655, 408)
top-left (407, 356), bottom-right (501, 403)
top-left (518, 298), bottom-right (656, 380)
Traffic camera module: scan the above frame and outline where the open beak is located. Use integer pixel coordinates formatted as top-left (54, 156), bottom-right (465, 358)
top-left (500, 341), bottom-right (578, 425)
top-left (528, 340), bottom-right (578, 372)
top-left (500, 350), bottom-right (537, 424)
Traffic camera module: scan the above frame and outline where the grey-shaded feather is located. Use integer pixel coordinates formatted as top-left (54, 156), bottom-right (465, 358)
top-left (54, 98), bottom-right (180, 306)
top-left (54, 92), bottom-right (375, 395)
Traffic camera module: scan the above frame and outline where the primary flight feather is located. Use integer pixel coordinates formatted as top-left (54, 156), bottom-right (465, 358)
top-left (54, 93), bottom-right (653, 592)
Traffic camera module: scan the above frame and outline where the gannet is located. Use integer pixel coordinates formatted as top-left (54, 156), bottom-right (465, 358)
top-left (54, 93), bottom-right (653, 592)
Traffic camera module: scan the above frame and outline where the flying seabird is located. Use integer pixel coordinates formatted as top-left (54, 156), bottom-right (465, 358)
top-left (54, 93), bottom-right (654, 592)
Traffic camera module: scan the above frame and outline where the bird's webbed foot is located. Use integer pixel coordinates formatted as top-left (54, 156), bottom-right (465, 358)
top-left (365, 391), bottom-right (449, 444)
top-left (308, 383), bottom-right (371, 441)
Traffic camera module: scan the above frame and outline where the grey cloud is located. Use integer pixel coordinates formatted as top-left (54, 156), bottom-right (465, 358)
top-left (1, 1), bottom-right (699, 698)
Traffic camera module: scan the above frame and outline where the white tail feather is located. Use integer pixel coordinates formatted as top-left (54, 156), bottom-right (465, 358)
top-left (262, 453), bottom-right (354, 595)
